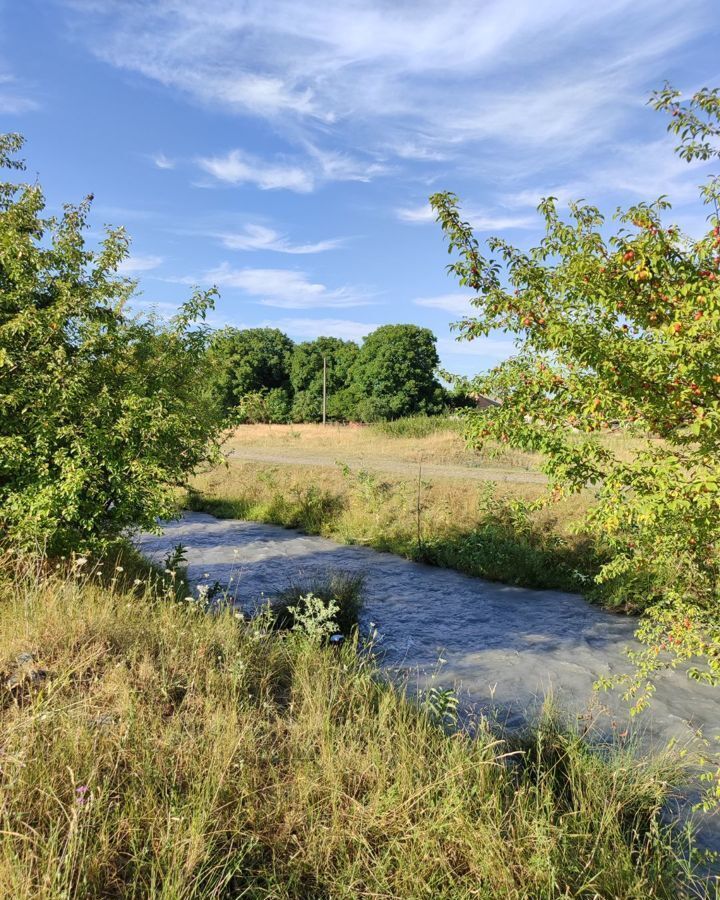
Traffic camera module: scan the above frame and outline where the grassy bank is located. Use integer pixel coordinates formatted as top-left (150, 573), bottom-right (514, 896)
top-left (186, 422), bottom-right (670, 605)
top-left (188, 457), bottom-right (604, 600)
top-left (0, 558), bottom-right (702, 897)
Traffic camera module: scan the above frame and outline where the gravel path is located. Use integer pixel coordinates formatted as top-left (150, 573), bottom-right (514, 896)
top-left (228, 447), bottom-right (547, 483)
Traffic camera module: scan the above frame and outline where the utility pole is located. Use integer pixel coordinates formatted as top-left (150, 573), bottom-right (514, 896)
top-left (322, 355), bottom-right (327, 425)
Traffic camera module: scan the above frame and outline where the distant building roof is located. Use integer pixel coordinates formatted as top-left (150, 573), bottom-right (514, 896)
top-left (468, 392), bottom-right (501, 408)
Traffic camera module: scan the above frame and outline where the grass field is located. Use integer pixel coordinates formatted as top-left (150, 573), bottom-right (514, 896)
top-left (188, 420), bottom-right (617, 599)
top-left (0, 556), bottom-right (701, 898)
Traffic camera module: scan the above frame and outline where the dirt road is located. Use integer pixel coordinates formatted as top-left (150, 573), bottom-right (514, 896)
top-left (228, 447), bottom-right (547, 484)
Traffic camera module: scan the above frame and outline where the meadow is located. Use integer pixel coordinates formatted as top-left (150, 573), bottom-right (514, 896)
top-left (0, 555), bottom-right (701, 898)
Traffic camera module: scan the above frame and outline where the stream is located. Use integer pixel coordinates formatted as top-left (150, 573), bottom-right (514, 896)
top-left (135, 511), bottom-right (720, 856)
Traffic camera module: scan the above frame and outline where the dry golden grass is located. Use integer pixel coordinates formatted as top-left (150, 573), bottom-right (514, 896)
top-left (221, 421), bottom-right (539, 469)
top-left (0, 559), bottom-right (695, 898)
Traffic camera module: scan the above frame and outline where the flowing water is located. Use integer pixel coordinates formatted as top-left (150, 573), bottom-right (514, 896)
top-left (135, 511), bottom-right (720, 852)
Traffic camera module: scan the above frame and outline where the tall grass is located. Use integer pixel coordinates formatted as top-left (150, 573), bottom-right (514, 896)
top-left (372, 414), bottom-right (463, 439)
top-left (0, 558), bottom-right (703, 897)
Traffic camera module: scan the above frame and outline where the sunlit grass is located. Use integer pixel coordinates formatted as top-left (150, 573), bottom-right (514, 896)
top-left (0, 558), bottom-right (700, 897)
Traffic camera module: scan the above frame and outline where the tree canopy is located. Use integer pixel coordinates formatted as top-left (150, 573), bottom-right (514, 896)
top-left (350, 324), bottom-right (445, 421)
top-left (290, 336), bottom-right (359, 422)
top-left (205, 325), bottom-right (448, 423)
top-left (208, 326), bottom-right (294, 415)
top-left (430, 85), bottom-right (720, 701)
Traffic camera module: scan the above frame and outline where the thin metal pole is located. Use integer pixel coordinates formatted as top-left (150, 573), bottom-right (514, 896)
top-left (322, 355), bottom-right (327, 425)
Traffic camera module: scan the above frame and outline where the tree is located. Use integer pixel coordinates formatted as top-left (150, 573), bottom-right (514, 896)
top-left (290, 336), bottom-right (359, 422)
top-left (0, 134), bottom-right (221, 555)
top-left (208, 327), bottom-right (294, 416)
top-left (236, 388), bottom-right (292, 424)
top-left (430, 86), bottom-right (720, 702)
top-left (350, 324), bottom-right (445, 421)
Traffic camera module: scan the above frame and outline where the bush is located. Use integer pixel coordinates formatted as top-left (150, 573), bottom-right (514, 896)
top-left (235, 388), bottom-right (292, 424)
top-left (372, 414), bottom-right (461, 439)
top-left (270, 572), bottom-right (364, 636)
top-left (0, 134), bottom-right (221, 555)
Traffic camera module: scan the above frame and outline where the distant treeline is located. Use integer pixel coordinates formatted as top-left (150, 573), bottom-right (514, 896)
top-left (208, 324), bottom-right (473, 423)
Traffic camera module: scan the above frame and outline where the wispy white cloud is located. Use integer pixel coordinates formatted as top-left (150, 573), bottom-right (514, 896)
top-left (272, 317), bottom-right (379, 342)
top-left (220, 223), bottom-right (343, 254)
top-left (395, 203), bottom-right (436, 224)
top-left (304, 143), bottom-right (388, 182)
top-left (117, 254), bottom-right (164, 274)
top-left (390, 140), bottom-right (453, 162)
top-left (199, 263), bottom-right (373, 309)
top-left (196, 144), bottom-right (388, 191)
top-left (197, 149), bottom-right (315, 192)
top-left (499, 139), bottom-right (716, 212)
top-left (397, 202), bottom-right (535, 231)
top-left (61, 0), bottom-right (706, 164)
top-left (437, 335), bottom-right (517, 362)
top-left (151, 152), bottom-right (175, 170)
top-left (0, 73), bottom-right (38, 113)
top-left (414, 294), bottom-right (476, 315)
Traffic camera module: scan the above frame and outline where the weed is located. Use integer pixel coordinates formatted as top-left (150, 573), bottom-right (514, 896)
top-left (271, 572), bottom-right (364, 636)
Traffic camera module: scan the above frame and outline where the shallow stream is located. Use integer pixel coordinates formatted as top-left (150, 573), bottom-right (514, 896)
top-left (135, 511), bottom-right (720, 853)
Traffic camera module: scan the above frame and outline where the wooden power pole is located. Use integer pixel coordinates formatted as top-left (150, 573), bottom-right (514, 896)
top-left (322, 355), bottom-right (327, 425)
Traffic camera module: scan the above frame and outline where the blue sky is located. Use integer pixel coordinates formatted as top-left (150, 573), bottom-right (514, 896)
top-left (2, 0), bottom-right (719, 376)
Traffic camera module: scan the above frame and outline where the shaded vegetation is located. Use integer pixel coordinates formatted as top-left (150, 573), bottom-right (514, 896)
top-left (270, 571), bottom-right (365, 636)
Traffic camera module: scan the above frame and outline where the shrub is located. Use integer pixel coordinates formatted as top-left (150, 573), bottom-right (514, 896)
top-left (270, 572), bottom-right (365, 636)
top-left (235, 388), bottom-right (292, 424)
top-left (372, 414), bottom-right (461, 439)
top-left (0, 134), bottom-right (221, 555)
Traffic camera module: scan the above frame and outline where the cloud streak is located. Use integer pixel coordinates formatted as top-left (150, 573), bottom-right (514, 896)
top-left (413, 294), bottom-right (476, 315)
top-left (199, 263), bottom-right (374, 309)
top-left (197, 149), bottom-right (315, 192)
top-left (62, 0), bottom-right (706, 165)
top-left (220, 224), bottom-right (343, 254)
top-left (117, 254), bottom-right (164, 274)
top-left (397, 202), bottom-right (535, 231)
top-left (0, 73), bottom-right (38, 113)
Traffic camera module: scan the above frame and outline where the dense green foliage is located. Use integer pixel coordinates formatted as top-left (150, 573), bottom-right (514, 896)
top-left (234, 387), bottom-right (293, 424)
top-left (208, 326), bottom-right (294, 416)
top-left (349, 324), bottom-right (446, 421)
top-left (0, 134), bottom-right (221, 554)
top-left (208, 323), bottom-right (448, 423)
top-left (290, 335), bottom-right (358, 421)
top-left (431, 86), bottom-right (720, 702)
top-left (0, 560), bottom-right (696, 897)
